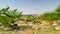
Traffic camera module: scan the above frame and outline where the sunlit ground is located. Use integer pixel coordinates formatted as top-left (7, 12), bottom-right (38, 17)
top-left (0, 27), bottom-right (60, 34)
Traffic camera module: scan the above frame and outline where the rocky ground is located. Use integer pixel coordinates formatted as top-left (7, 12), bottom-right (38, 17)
top-left (1, 27), bottom-right (60, 34)
top-left (0, 20), bottom-right (60, 34)
top-left (0, 23), bottom-right (60, 34)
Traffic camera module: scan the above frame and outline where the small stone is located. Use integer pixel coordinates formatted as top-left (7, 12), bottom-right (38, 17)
top-left (0, 23), bottom-right (2, 26)
top-left (55, 25), bottom-right (60, 30)
top-left (0, 32), bottom-right (3, 34)
top-left (23, 24), bottom-right (27, 26)
top-left (3, 27), bottom-right (12, 30)
top-left (35, 28), bottom-right (38, 30)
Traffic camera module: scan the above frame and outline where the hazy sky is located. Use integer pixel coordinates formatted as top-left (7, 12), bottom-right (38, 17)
top-left (0, 0), bottom-right (60, 14)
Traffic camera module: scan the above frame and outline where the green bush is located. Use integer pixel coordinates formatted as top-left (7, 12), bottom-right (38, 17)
top-left (0, 7), bottom-right (22, 26)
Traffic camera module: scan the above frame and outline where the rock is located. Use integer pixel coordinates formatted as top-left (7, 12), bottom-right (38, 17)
top-left (10, 24), bottom-right (19, 30)
top-left (0, 23), bottom-right (2, 26)
top-left (0, 26), bottom-right (4, 28)
top-left (0, 32), bottom-right (3, 34)
top-left (27, 22), bottom-right (33, 26)
top-left (3, 27), bottom-right (12, 30)
top-left (15, 20), bottom-right (24, 26)
top-left (55, 25), bottom-right (60, 30)
top-left (23, 24), bottom-right (27, 26)
top-left (32, 24), bottom-right (39, 30)
top-left (52, 21), bottom-right (57, 27)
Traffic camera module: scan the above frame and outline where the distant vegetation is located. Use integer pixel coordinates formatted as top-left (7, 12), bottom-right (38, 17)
top-left (0, 5), bottom-right (60, 26)
top-left (39, 5), bottom-right (60, 21)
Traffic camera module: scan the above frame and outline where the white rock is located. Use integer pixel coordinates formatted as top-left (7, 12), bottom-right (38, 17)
top-left (55, 25), bottom-right (60, 30)
top-left (32, 24), bottom-right (38, 30)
